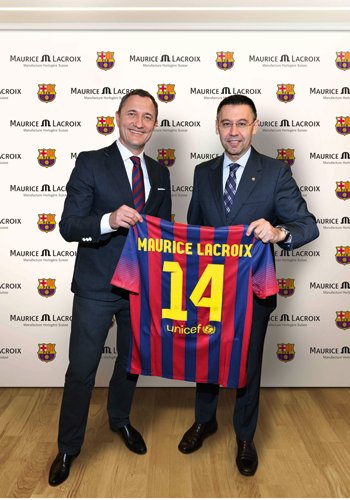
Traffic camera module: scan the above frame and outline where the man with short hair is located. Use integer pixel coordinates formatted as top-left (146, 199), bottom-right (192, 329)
top-left (178, 94), bottom-right (318, 476)
top-left (49, 89), bottom-right (171, 486)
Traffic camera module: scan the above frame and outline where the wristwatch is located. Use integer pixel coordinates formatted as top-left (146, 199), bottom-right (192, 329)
top-left (276, 225), bottom-right (291, 243)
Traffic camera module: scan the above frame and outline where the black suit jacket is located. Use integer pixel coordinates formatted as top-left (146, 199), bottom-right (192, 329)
top-left (188, 147), bottom-right (319, 309)
top-left (60, 141), bottom-right (171, 301)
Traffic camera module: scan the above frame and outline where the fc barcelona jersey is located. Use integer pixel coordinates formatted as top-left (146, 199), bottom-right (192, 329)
top-left (111, 215), bottom-right (278, 388)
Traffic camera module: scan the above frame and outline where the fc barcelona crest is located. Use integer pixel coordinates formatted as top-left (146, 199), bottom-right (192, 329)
top-left (335, 181), bottom-right (350, 200)
top-left (335, 51), bottom-right (350, 71)
top-left (38, 84), bottom-right (56, 103)
top-left (37, 213), bottom-right (56, 233)
top-left (157, 84), bottom-right (176, 103)
top-left (276, 148), bottom-right (295, 167)
top-left (96, 51), bottom-right (115, 70)
top-left (335, 246), bottom-right (350, 265)
top-left (276, 343), bottom-right (295, 363)
top-left (38, 278), bottom-right (56, 297)
top-left (278, 278), bottom-right (295, 297)
top-left (38, 343), bottom-right (56, 363)
top-left (335, 116), bottom-right (350, 135)
top-left (157, 148), bottom-right (176, 167)
top-left (276, 84), bottom-right (295, 103)
top-left (335, 311), bottom-right (350, 330)
top-left (97, 116), bottom-right (115, 135)
top-left (216, 51), bottom-right (234, 71)
top-left (37, 149), bottom-right (56, 168)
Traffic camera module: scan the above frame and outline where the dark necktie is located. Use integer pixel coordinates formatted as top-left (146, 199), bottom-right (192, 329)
top-left (223, 163), bottom-right (240, 217)
top-left (130, 156), bottom-right (145, 212)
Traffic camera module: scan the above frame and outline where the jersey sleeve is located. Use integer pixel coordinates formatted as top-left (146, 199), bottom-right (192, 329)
top-left (251, 240), bottom-right (279, 299)
top-left (110, 225), bottom-right (140, 294)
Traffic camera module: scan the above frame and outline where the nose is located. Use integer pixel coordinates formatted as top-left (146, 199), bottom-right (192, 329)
top-left (229, 123), bottom-right (240, 134)
top-left (133, 114), bottom-right (143, 128)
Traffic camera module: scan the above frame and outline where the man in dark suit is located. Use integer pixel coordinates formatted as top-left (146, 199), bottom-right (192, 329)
top-left (178, 94), bottom-right (318, 476)
top-left (49, 89), bottom-right (171, 486)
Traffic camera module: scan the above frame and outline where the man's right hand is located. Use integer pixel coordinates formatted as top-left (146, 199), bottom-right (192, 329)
top-left (109, 205), bottom-right (143, 229)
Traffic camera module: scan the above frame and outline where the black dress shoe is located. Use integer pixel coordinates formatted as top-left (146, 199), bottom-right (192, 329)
top-left (48, 452), bottom-right (79, 486)
top-left (112, 424), bottom-right (147, 455)
top-left (236, 438), bottom-right (258, 476)
top-left (178, 419), bottom-right (218, 454)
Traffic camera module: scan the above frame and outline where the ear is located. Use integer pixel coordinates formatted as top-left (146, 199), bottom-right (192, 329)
top-left (252, 119), bottom-right (259, 136)
top-left (215, 119), bottom-right (219, 135)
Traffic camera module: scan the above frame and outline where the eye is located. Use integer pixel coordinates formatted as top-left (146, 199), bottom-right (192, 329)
top-left (221, 121), bottom-right (231, 128)
top-left (237, 121), bottom-right (247, 128)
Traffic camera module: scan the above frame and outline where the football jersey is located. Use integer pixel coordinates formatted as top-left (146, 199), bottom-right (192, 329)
top-left (111, 215), bottom-right (278, 388)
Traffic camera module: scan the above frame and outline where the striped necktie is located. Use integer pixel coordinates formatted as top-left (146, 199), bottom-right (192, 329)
top-left (130, 156), bottom-right (145, 212)
top-left (223, 163), bottom-right (240, 217)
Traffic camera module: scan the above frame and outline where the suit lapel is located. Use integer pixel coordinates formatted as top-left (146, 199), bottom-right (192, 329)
top-left (227, 147), bottom-right (263, 224)
top-left (209, 155), bottom-right (227, 224)
top-left (104, 142), bottom-right (134, 206)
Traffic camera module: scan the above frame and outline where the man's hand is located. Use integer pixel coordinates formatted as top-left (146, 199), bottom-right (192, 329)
top-left (246, 218), bottom-right (286, 244)
top-left (109, 205), bottom-right (143, 230)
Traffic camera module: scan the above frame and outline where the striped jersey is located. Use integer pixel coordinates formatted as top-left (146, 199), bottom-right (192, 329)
top-left (111, 215), bottom-right (278, 388)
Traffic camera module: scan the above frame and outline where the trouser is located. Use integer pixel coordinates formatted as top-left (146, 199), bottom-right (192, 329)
top-left (57, 294), bottom-right (138, 454)
top-left (194, 297), bottom-right (272, 441)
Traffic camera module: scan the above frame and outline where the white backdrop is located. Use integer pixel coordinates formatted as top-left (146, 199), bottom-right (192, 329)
top-left (0, 30), bottom-right (349, 387)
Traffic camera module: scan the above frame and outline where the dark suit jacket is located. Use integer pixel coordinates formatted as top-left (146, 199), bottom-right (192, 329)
top-left (188, 147), bottom-right (319, 310)
top-left (60, 141), bottom-right (171, 301)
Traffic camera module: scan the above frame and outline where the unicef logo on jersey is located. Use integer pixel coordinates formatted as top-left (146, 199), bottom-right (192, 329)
top-left (202, 324), bottom-right (216, 335)
top-left (166, 323), bottom-right (216, 335)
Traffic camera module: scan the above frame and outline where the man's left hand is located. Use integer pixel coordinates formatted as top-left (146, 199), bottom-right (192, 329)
top-left (246, 219), bottom-right (286, 244)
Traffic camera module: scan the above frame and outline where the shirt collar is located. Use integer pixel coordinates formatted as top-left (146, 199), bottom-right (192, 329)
top-left (223, 147), bottom-right (251, 169)
top-left (116, 139), bottom-right (144, 162)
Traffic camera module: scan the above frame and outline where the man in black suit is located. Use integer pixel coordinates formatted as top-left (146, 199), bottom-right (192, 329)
top-left (49, 89), bottom-right (171, 486)
top-left (178, 94), bottom-right (318, 476)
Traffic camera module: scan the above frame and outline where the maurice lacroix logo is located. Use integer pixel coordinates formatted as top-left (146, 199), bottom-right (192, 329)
top-left (277, 278), bottom-right (295, 297)
top-left (37, 214), bottom-right (56, 233)
top-left (37, 84), bottom-right (56, 103)
top-left (335, 181), bottom-right (350, 200)
top-left (336, 51), bottom-right (350, 70)
top-left (96, 51), bottom-right (115, 70)
top-left (216, 51), bottom-right (234, 70)
top-left (157, 149), bottom-right (176, 167)
top-left (276, 84), bottom-right (295, 103)
top-left (38, 149), bottom-right (56, 168)
top-left (37, 278), bottom-right (56, 298)
top-left (157, 84), bottom-right (176, 103)
top-left (335, 246), bottom-right (350, 265)
top-left (276, 149), bottom-right (295, 167)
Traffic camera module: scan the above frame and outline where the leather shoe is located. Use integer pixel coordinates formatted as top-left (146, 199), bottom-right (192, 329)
top-left (112, 423), bottom-right (147, 455)
top-left (178, 419), bottom-right (218, 454)
top-left (236, 438), bottom-right (258, 476)
top-left (48, 452), bottom-right (79, 486)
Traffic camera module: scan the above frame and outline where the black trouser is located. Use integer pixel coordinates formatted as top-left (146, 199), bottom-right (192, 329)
top-left (57, 295), bottom-right (138, 454)
top-left (194, 297), bottom-right (272, 441)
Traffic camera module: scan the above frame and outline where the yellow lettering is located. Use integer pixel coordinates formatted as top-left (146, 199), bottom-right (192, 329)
top-left (244, 244), bottom-right (253, 257)
top-left (221, 244), bottom-right (230, 257)
top-left (204, 243), bottom-right (213, 256)
top-left (213, 243), bottom-right (221, 256)
top-left (197, 243), bottom-right (204, 255)
top-left (163, 239), bottom-right (171, 253)
top-left (137, 237), bottom-right (148, 251)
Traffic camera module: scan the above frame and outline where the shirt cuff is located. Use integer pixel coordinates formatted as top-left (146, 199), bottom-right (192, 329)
top-left (100, 212), bottom-right (117, 235)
